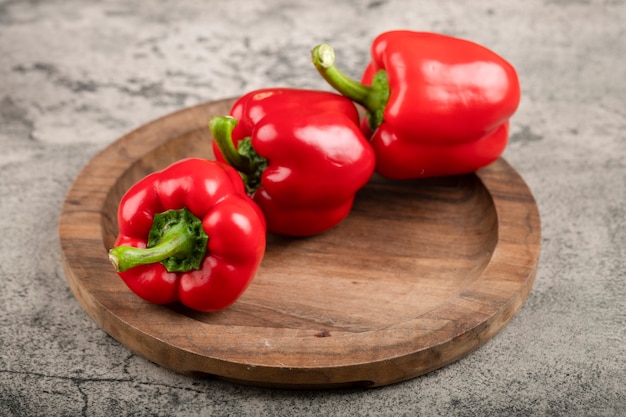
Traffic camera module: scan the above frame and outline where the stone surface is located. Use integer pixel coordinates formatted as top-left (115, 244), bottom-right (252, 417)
top-left (1, 0), bottom-right (624, 416)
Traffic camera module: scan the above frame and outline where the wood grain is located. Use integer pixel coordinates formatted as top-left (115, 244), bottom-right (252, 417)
top-left (59, 98), bottom-right (541, 388)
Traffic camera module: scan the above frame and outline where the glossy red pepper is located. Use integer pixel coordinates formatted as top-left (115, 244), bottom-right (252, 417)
top-left (312, 30), bottom-right (521, 179)
top-left (108, 158), bottom-right (266, 312)
top-left (209, 88), bottom-right (375, 237)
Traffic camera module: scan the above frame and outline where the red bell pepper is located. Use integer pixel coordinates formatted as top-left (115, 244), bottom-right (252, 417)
top-left (108, 158), bottom-right (266, 312)
top-left (209, 88), bottom-right (375, 237)
top-left (311, 30), bottom-right (521, 179)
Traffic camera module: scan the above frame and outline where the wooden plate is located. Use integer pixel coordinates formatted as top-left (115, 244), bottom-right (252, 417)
top-left (59, 98), bottom-right (541, 389)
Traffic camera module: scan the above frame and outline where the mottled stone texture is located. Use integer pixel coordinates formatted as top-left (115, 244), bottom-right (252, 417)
top-left (1, 0), bottom-right (624, 416)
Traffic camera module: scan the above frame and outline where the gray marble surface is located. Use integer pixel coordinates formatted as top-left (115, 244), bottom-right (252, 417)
top-left (1, 0), bottom-right (624, 416)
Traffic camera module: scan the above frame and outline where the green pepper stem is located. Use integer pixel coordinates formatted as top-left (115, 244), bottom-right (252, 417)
top-left (109, 208), bottom-right (208, 273)
top-left (209, 116), bottom-right (255, 175)
top-left (109, 224), bottom-right (191, 272)
top-left (311, 44), bottom-right (373, 107)
top-left (311, 43), bottom-right (390, 130)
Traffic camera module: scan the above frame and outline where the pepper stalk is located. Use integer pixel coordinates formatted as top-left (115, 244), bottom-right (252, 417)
top-left (209, 116), bottom-right (267, 194)
top-left (108, 208), bottom-right (208, 273)
top-left (311, 43), bottom-right (390, 131)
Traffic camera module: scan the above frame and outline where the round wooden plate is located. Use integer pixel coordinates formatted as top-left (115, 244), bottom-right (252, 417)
top-left (59, 98), bottom-right (541, 389)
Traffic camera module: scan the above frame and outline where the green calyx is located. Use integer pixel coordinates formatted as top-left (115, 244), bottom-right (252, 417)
top-left (367, 70), bottom-right (390, 131)
top-left (236, 136), bottom-right (267, 194)
top-left (311, 43), bottom-right (390, 131)
top-left (108, 208), bottom-right (209, 273)
top-left (209, 116), bottom-right (267, 194)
